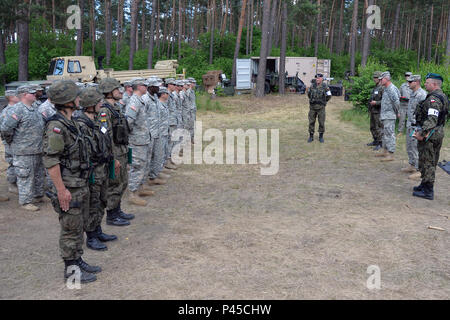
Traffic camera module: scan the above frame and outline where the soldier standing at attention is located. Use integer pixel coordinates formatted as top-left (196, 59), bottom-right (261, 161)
top-left (1, 85), bottom-right (45, 211)
top-left (398, 72), bottom-right (413, 136)
top-left (412, 73), bottom-right (448, 200)
top-left (98, 78), bottom-right (134, 226)
top-left (307, 74), bottom-right (332, 143)
top-left (187, 78), bottom-right (197, 144)
top-left (121, 81), bottom-right (133, 106)
top-left (164, 78), bottom-right (179, 170)
top-left (367, 71), bottom-right (384, 151)
top-left (38, 86), bottom-right (57, 121)
top-left (43, 80), bottom-right (100, 283)
top-left (1, 90), bottom-right (19, 197)
top-left (126, 78), bottom-right (155, 207)
top-left (375, 72), bottom-right (400, 162)
top-left (400, 75), bottom-right (427, 180)
top-left (75, 88), bottom-right (118, 251)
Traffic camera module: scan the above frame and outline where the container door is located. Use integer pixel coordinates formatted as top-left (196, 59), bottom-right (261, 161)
top-left (236, 59), bottom-right (252, 89)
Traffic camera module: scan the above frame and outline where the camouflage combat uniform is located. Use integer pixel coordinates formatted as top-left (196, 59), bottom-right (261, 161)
top-left (1, 104), bottom-right (17, 186)
top-left (415, 89), bottom-right (448, 186)
top-left (369, 84), bottom-right (384, 145)
top-left (187, 87), bottom-right (197, 143)
top-left (380, 83), bottom-right (400, 153)
top-left (99, 101), bottom-right (130, 210)
top-left (398, 82), bottom-right (412, 133)
top-left (406, 87), bottom-right (427, 169)
top-left (167, 90), bottom-right (179, 158)
top-left (148, 96), bottom-right (167, 179)
top-left (38, 99), bottom-right (57, 121)
top-left (1, 102), bottom-right (45, 205)
top-left (307, 82), bottom-right (332, 134)
top-left (126, 94), bottom-right (152, 192)
top-left (43, 112), bottom-right (91, 260)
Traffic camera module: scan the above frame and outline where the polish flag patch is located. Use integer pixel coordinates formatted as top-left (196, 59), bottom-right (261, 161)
top-left (53, 127), bottom-right (61, 134)
top-left (101, 112), bottom-right (107, 117)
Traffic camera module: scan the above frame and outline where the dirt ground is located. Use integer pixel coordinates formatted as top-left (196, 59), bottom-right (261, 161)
top-left (0, 94), bottom-right (449, 300)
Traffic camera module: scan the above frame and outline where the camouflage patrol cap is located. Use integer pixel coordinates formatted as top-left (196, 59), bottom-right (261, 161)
top-left (48, 80), bottom-right (80, 105)
top-left (147, 78), bottom-right (162, 87)
top-left (165, 78), bottom-right (176, 85)
top-left (98, 78), bottom-right (121, 93)
top-left (30, 84), bottom-right (44, 91)
top-left (17, 85), bottom-right (37, 94)
top-left (131, 78), bottom-right (148, 87)
top-left (158, 87), bottom-right (169, 94)
top-left (404, 72), bottom-right (412, 77)
top-left (175, 80), bottom-right (184, 87)
top-left (79, 87), bottom-right (103, 108)
top-left (373, 71), bottom-right (382, 78)
top-left (5, 90), bottom-right (17, 97)
top-left (378, 71), bottom-right (391, 79)
top-left (407, 75), bottom-right (421, 82)
top-left (123, 81), bottom-right (132, 87)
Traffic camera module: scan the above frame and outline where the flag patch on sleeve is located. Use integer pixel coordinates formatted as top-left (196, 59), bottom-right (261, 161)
top-left (130, 106), bottom-right (136, 111)
top-left (101, 113), bottom-right (107, 117)
top-left (11, 114), bottom-right (18, 121)
top-left (53, 127), bottom-right (61, 134)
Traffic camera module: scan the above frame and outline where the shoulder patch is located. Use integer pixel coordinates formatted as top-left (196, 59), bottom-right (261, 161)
top-left (430, 99), bottom-right (436, 103)
top-left (53, 127), bottom-right (61, 134)
top-left (130, 105), bottom-right (137, 111)
top-left (101, 112), bottom-right (107, 117)
top-left (11, 114), bottom-right (18, 121)
top-left (428, 108), bottom-right (439, 117)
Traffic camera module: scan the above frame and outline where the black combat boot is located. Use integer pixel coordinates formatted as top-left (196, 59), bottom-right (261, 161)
top-left (319, 133), bottom-right (324, 143)
top-left (367, 141), bottom-right (376, 146)
top-left (106, 208), bottom-right (130, 226)
top-left (412, 183), bottom-right (434, 200)
top-left (118, 202), bottom-right (135, 220)
top-left (77, 257), bottom-right (102, 274)
top-left (96, 225), bottom-right (117, 242)
top-left (373, 142), bottom-right (382, 151)
top-left (307, 133), bottom-right (314, 143)
top-left (413, 183), bottom-right (424, 192)
top-left (64, 259), bottom-right (97, 284)
top-left (86, 231), bottom-right (108, 251)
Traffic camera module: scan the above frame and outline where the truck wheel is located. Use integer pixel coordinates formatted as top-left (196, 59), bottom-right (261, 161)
top-left (264, 82), bottom-right (271, 95)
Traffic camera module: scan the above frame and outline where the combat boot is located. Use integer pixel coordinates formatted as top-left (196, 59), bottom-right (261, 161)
top-left (367, 141), bottom-right (376, 146)
top-left (86, 231), bottom-right (107, 251)
top-left (165, 161), bottom-right (178, 170)
top-left (401, 164), bottom-right (416, 173)
top-left (148, 178), bottom-right (167, 185)
top-left (96, 226), bottom-right (117, 242)
top-left (128, 191), bottom-right (147, 206)
top-left (106, 208), bottom-right (130, 226)
top-left (319, 133), bottom-right (324, 143)
top-left (22, 203), bottom-right (40, 212)
top-left (307, 133), bottom-right (314, 143)
top-left (158, 172), bottom-right (171, 179)
top-left (0, 195), bottom-right (9, 202)
top-left (375, 149), bottom-right (388, 157)
top-left (413, 183), bottom-right (424, 192)
top-left (77, 257), bottom-right (102, 274)
top-left (412, 183), bottom-right (434, 200)
top-left (408, 171), bottom-right (421, 180)
top-left (380, 152), bottom-right (395, 162)
top-left (138, 185), bottom-right (155, 197)
top-left (64, 260), bottom-right (97, 284)
top-left (118, 202), bottom-right (135, 220)
top-left (373, 142), bottom-right (382, 151)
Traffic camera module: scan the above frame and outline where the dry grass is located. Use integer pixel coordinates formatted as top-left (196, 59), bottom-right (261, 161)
top-left (0, 94), bottom-right (449, 299)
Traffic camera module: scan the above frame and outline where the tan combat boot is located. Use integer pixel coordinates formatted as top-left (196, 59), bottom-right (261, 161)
top-left (22, 204), bottom-right (40, 212)
top-left (138, 185), bottom-right (155, 197)
top-left (165, 161), bottom-right (178, 170)
top-left (128, 192), bottom-right (147, 206)
top-left (0, 195), bottom-right (9, 202)
top-left (401, 164), bottom-right (416, 173)
top-left (158, 172), bottom-right (171, 179)
top-left (148, 178), bottom-right (167, 185)
top-left (375, 149), bottom-right (388, 157)
top-left (380, 152), bottom-right (395, 162)
top-left (408, 171), bottom-right (422, 180)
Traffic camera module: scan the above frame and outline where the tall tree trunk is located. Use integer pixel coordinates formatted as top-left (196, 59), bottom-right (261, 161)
top-left (141, 1), bottom-right (146, 50)
top-left (417, 14), bottom-right (423, 70)
top-left (90, 0), bottom-right (95, 57)
top-left (147, 0), bottom-right (157, 68)
top-left (427, 5), bottom-right (433, 61)
top-left (337, 0), bottom-right (344, 54)
top-left (250, 0), bottom-right (254, 54)
top-left (116, 0), bottom-right (124, 56)
top-left (0, 30), bottom-right (6, 85)
top-left (326, 0), bottom-right (336, 49)
top-left (255, 0), bottom-right (272, 97)
top-left (209, 0), bottom-right (216, 65)
top-left (231, 0), bottom-right (247, 87)
top-left (445, 6), bottom-right (450, 67)
top-left (361, 0), bottom-right (373, 67)
top-left (105, 0), bottom-right (112, 65)
top-left (246, 0), bottom-right (250, 55)
top-left (52, 0), bottom-right (56, 32)
top-left (391, 2), bottom-right (400, 50)
top-left (350, 0), bottom-right (358, 76)
top-left (266, 0), bottom-right (277, 57)
top-left (220, 0), bottom-right (228, 37)
top-left (18, 1), bottom-right (29, 81)
top-left (279, 1), bottom-right (287, 95)
top-left (314, 0), bottom-right (321, 56)
top-left (129, 0), bottom-right (140, 70)
top-left (156, 0), bottom-right (160, 58)
top-left (178, 0), bottom-right (182, 61)
top-left (76, 0), bottom-right (84, 56)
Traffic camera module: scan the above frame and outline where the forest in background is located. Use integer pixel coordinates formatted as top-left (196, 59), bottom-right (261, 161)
top-left (0, 0), bottom-right (449, 103)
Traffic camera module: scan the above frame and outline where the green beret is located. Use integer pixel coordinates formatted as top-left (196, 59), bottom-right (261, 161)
top-left (425, 73), bottom-right (444, 82)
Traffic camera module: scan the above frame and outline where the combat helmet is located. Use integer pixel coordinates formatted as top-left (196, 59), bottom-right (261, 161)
top-left (98, 78), bottom-right (121, 93)
top-left (79, 87), bottom-right (103, 108)
top-left (48, 80), bottom-right (80, 106)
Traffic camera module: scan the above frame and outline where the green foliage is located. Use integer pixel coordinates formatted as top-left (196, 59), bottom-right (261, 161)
top-left (196, 93), bottom-right (224, 112)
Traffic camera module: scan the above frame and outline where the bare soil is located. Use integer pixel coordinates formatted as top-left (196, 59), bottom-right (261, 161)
top-left (0, 94), bottom-right (449, 299)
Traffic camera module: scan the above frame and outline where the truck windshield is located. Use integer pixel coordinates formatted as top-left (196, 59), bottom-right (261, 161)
top-left (49, 59), bottom-right (65, 76)
top-left (67, 60), bottom-right (82, 73)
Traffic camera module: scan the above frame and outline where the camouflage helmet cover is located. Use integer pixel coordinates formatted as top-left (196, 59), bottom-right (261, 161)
top-left (98, 78), bottom-right (121, 93)
top-left (79, 87), bottom-right (103, 108)
top-left (373, 71), bottom-right (382, 78)
top-left (48, 80), bottom-right (80, 105)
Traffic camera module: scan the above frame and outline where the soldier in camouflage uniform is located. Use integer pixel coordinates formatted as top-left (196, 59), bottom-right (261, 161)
top-left (75, 87), bottom-right (117, 251)
top-left (398, 72), bottom-right (413, 135)
top-left (0, 90), bottom-right (19, 196)
top-left (187, 78), bottom-right (197, 144)
top-left (1, 85), bottom-right (45, 211)
top-left (401, 75), bottom-right (427, 179)
top-left (412, 73), bottom-right (448, 200)
top-left (43, 80), bottom-right (100, 283)
top-left (375, 72), bottom-right (400, 162)
top-left (126, 78), bottom-right (155, 206)
top-left (164, 78), bottom-right (180, 170)
top-left (307, 74), bottom-right (332, 143)
top-left (121, 81), bottom-right (133, 106)
top-left (98, 78), bottom-right (134, 226)
top-left (367, 71), bottom-right (384, 150)
top-left (31, 85), bottom-right (45, 109)
top-left (38, 87), bottom-right (57, 121)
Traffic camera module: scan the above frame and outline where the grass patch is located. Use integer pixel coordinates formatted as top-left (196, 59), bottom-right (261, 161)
top-left (340, 108), bottom-right (370, 131)
top-left (196, 94), bottom-right (225, 113)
